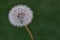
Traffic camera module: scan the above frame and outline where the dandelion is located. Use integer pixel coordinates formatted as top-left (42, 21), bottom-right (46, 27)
top-left (8, 5), bottom-right (34, 40)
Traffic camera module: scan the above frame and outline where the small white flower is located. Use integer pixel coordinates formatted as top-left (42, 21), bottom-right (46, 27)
top-left (8, 5), bottom-right (33, 27)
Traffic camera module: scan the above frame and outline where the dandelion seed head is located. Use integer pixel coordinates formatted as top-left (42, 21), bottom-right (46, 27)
top-left (8, 5), bottom-right (33, 27)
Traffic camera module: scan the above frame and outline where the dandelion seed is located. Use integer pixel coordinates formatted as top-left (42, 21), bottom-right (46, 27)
top-left (8, 5), bottom-right (33, 27)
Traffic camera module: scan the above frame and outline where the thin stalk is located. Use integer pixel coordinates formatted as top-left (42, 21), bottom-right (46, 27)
top-left (24, 25), bottom-right (34, 40)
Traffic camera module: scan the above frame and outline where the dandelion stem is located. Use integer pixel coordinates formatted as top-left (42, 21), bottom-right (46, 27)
top-left (24, 25), bottom-right (34, 40)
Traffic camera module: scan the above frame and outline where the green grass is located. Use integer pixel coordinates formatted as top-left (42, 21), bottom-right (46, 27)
top-left (0, 0), bottom-right (60, 40)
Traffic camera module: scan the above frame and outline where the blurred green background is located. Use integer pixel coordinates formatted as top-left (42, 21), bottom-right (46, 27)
top-left (0, 0), bottom-right (59, 40)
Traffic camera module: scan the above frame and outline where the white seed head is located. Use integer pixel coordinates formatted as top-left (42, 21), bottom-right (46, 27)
top-left (8, 5), bottom-right (33, 27)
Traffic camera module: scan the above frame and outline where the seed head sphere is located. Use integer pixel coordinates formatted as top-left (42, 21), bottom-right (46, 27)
top-left (8, 5), bottom-right (33, 27)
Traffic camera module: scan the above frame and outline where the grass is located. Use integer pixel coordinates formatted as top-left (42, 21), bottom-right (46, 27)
top-left (0, 0), bottom-right (60, 40)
